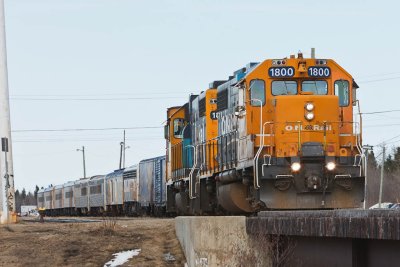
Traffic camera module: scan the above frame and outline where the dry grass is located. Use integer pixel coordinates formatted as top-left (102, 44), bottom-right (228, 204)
top-left (0, 217), bottom-right (185, 266)
top-left (99, 216), bottom-right (118, 236)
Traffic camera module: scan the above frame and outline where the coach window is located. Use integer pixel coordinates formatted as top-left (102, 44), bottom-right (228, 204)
top-left (250, 79), bottom-right (265, 106)
top-left (334, 80), bottom-right (349, 106)
top-left (272, 81), bottom-right (297, 95)
top-left (173, 118), bottom-right (184, 138)
top-left (302, 81), bottom-right (328, 95)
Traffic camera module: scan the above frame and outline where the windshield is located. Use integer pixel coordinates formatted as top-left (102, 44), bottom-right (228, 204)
top-left (302, 81), bottom-right (328, 95)
top-left (271, 81), bottom-right (297, 95)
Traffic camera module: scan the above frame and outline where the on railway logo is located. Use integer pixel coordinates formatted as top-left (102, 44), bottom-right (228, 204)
top-left (284, 124), bottom-right (332, 131)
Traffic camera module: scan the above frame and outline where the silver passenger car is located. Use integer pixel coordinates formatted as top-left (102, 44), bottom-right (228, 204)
top-left (105, 169), bottom-right (124, 214)
top-left (43, 186), bottom-right (54, 213)
top-left (74, 178), bottom-right (89, 214)
top-left (88, 175), bottom-right (106, 213)
top-left (37, 188), bottom-right (45, 209)
top-left (123, 164), bottom-right (139, 215)
top-left (54, 184), bottom-right (64, 212)
top-left (63, 181), bottom-right (75, 214)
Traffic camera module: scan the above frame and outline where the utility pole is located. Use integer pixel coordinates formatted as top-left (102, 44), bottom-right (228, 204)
top-left (119, 142), bottom-right (123, 169)
top-left (0, 0), bottom-right (15, 224)
top-left (120, 130), bottom-right (130, 169)
top-left (77, 146), bottom-right (86, 178)
top-left (378, 144), bottom-right (385, 208)
top-left (363, 145), bottom-right (373, 209)
top-left (123, 130), bottom-right (126, 168)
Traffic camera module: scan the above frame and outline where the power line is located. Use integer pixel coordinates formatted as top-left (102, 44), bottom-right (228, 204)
top-left (362, 109), bottom-right (400, 115)
top-left (358, 76), bottom-right (400, 83)
top-left (385, 139), bottom-right (400, 145)
top-left (356, 71), bottom-right (400, 79)
top-left (10, 96), bottom-right (185, 101)
top-left (375, 133), bottom-right (400, 147)
top-left (13, 137), bottom-right (164, 143)
top-left (10, 91), bottom-right (191, 97)
top-left (12, 126), bottom-right (162, 133)
top-left (364, 123), bottom-right (400, 128)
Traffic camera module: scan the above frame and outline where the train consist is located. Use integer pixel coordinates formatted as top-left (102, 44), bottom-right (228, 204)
top-left (37, 156), bottom-right (166, 216)
top-left (165, 52), bottom-right (365, 215)
top-left (38, 52), bottom-right (365, 216)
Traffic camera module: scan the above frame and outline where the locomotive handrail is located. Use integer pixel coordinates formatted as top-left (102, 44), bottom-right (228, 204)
top-left (284, 120), bottom-right (362, 155)
top-left (254, 121), bottom-right (274, 189)
top-left (253, 120), bottom-right (362, 185)
top-left (354, 99), bottom-right (364, 174)
top-left (186, 144), bottom-right (197, 199)
top-left (249, 97), bottom-right (264, 187)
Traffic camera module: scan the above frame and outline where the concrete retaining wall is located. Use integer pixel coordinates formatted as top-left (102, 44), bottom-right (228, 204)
top-left (175, 216), bottom-right (271, 267)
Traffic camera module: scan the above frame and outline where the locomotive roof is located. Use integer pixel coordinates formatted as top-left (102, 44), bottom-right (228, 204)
top-left (216, 62), bottom-right (260, 93)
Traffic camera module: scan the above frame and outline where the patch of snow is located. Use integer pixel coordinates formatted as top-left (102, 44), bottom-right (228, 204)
top-left (104, 249), bottom-right (141, 267)
top-left (164, 252), bottom-right (176, 262)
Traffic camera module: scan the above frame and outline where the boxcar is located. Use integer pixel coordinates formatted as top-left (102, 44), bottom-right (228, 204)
top-left (138, 156), bottom-right (166, 215)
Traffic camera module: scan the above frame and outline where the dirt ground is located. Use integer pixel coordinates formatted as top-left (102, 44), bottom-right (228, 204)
top-left (0, 217), bottom-right (186, 267)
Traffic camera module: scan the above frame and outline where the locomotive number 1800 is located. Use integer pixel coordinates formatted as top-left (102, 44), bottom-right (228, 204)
top-left (308, 67), bottom-right (331, 77)
top-left (268, 67), bottom-right (295, 77)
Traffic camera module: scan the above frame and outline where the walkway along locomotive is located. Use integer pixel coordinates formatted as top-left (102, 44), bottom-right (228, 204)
top-left (165, 52), bottom-right (365, 215)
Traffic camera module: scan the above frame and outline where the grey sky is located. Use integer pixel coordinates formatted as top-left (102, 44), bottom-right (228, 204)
top-left (4, 0), bottom-right (400, 191)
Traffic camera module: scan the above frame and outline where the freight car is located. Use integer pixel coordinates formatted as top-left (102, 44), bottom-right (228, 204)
top-left (165, 52), bottom-right (365, 215)
top-left (37, 156), bottom-right (166, 216)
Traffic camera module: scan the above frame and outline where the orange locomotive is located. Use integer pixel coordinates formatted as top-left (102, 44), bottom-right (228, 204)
top-left (165, 52), bottom-right (364, 214)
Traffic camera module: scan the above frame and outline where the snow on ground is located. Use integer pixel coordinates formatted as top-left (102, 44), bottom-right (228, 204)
top-left (104, 249), bottom-right (141, 267)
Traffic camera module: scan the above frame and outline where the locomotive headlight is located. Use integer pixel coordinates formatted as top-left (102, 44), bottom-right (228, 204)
top-left (326, 162), bottom-right (336, 171)
top-left (305, 103), bottom-right (314, 111)
top-left (291, 162), bottom-right (301, 172)
top-left (305, 112), bottom-right (314, 121)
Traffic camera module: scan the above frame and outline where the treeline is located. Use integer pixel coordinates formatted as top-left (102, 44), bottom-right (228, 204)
top-left (14, 185), bottom-right (39, 213)
top-left (366, 147), bottom-right (400, 207)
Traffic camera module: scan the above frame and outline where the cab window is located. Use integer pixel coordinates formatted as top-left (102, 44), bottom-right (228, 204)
top-left (250, 80), bottom-right (265, 106)
top-left (271, 81), bottom-right (297, 95)
top-left (173, 118), bottom-right (184, 138)
top-left (302, 81), bottom-right (328, 95)
top-left (334, 80), bottom-right (349, 106)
